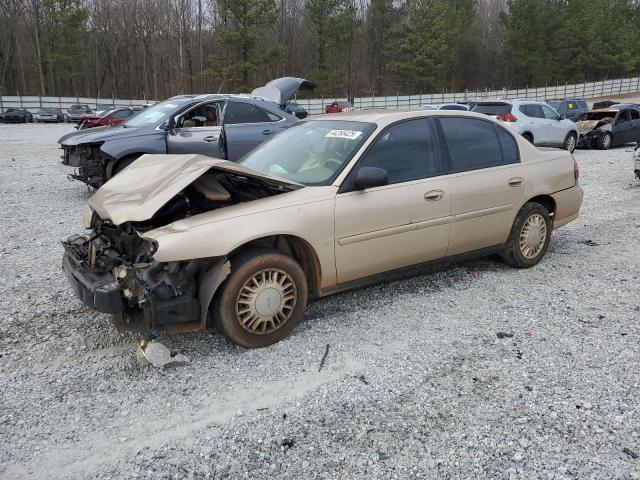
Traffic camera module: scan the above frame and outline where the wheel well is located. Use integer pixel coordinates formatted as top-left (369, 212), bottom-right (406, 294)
top-left (527, 195), bottom-right (556, 216)
top-left (229, 235), bottom-right (322, 298)
top-left (522, 132), bottom-right (533, 141)
top-left (106, 153), bottom-right (143, 178)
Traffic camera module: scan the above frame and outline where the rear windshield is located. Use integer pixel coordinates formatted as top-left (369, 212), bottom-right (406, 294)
top-left (471, 103), bottom-right (511, 115)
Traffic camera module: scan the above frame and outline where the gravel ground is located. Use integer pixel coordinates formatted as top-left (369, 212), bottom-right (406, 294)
top-left (1, 124), bottom-right (639, 480)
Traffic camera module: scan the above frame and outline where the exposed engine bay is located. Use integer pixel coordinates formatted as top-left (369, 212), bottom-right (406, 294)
top-left (62, 168), bottom-right (288, 333)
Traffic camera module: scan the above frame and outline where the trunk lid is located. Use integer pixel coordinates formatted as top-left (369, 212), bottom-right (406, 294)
top-left (251, 77), bottom-right (316, 106)
top-left (88, 153), bottom-right (303, 225)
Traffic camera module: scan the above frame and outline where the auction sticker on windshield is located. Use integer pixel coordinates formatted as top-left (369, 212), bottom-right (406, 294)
top-left (325, 130), bottom-right (363, 140)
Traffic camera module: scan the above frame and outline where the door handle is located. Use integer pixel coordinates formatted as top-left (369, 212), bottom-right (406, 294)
top-left (262, 129), bottom-right (273, 135)
top-left (424, 190), bottom-right (444, 201)
top-left (203, 136), bottom-right (217, 143)
top-left (508, 177), bottom-right (524, 187)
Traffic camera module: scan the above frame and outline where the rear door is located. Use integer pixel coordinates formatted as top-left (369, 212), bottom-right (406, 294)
top-left (222, 101), bottom-right (289, 161)
top-left (519, 104), bottom-right (548, 144)
top-left (166, 101), bottom-right (224, 157)
top-left (437, 116), bottom-right (525, 255)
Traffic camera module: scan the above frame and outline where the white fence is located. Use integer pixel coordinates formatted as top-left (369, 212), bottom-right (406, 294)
top-left (2, 75), bottom-right (639, 115)
top-left (0, 95), bottom-right (148, 111)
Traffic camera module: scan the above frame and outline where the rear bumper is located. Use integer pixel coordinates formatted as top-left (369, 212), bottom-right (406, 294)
top-left (62, 249), bottom-right (124, 314)
top-left (552, 184), bottom-right (583, 229)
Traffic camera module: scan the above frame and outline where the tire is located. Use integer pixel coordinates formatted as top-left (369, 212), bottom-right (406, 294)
top-left (596, 132), bottom-right (612, 150)
top-left (212, 249), bottom-right (308, 348)
top-left (522, 133), bottom-right (534, 144)
top-left (500, 202), bottom-right (552, 268)
top-left (563, 132), bottom-right (577, 153)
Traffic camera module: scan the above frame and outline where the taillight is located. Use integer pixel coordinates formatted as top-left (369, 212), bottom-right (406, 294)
top-left (574, 158), bottom-right (579, 183)
top-left (496, 113), bottom-right (518, 122)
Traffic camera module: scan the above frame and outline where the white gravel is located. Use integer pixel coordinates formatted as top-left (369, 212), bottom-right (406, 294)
top-left (1, 124), bottom-right (639, 479)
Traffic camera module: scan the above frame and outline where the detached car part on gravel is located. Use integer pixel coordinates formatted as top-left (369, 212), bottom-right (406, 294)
top-left (62, 111), bottom-right (583, 348)
top-left (58, 77), bottom-right (315, 188)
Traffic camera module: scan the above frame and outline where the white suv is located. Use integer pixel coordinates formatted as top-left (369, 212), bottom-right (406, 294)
top-left (472, 100), bottom-right (579, 152)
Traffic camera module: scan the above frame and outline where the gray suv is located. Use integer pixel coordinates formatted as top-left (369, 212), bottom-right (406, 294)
top-left (472, 100), bottom-right (579, 152)
top-left (59, 78), bottom-right (315, 188)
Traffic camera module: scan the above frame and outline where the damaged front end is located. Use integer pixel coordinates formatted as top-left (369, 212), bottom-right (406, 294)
top-left (62, 218), bottom-right (220, 333)
top-left (60, 143), bottom-right (107, 188)
top-left (61, 153), bottom-right (301, 335)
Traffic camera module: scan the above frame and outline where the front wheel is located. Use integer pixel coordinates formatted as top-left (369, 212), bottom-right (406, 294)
top-left (563, 132), bottom-right (577, 152)
top-left (212, 249), bottom-right (308, 348)
top-left (500, 202), bottom-right (552, 268)
top-left (597, 132), bottom-right (612, 150)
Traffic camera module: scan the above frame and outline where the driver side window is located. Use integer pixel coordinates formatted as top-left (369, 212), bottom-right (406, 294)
top-left (542, 105), bottom-right (559, 120)
top-left (353, 119), bottom-right (440, 185)
top-left (178, 102), bottom-right (221, 128)
top-left (616, 110), bottom-right (630, 124)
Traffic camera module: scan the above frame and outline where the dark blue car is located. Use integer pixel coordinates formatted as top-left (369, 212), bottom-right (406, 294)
top-left (59, 77), bottom-right (315, 188)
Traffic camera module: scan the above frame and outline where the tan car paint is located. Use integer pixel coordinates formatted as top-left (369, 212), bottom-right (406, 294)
top-left (334, 176), bottom-right (450, 283)
top-left (88, 110), bottom-right (583, 295)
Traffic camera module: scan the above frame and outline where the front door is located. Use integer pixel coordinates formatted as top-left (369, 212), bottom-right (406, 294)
top-left (541, 104), bottom-right (564, 144)
top-left (166, 101), bottom-right (224, 157)
top-left (334, 118), bottom-right (451, 284)
top-left (436, 116), bottom-right (526, 255)
top-left (613, 110), bottom-right (633, 145)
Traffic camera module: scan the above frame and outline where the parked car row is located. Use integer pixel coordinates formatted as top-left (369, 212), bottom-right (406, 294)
top-left (0, 103), bottom-right (150, 124)
top-left (59, 77), bottom-right (316, 188)
top-left (62, 109), bottom-right (584, 347)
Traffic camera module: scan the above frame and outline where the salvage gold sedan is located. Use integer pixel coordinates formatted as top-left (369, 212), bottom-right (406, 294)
top-left (63, 111), bottom-right (583, 347)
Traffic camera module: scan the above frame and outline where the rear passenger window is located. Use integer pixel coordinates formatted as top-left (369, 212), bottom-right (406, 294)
top-left (496, 126), bottom-right (519, 164)
top-left (520, 104), bottom-right (544, 118)
top-left (439, 117), bottom-right (516, 172)
top-left (355, 118), bottom-right (440, 185)
top-left (224, 102), bottom-right (269, 124)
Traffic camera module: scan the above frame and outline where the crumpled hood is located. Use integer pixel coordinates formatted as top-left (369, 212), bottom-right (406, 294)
top-left (88, 153), bottom-right (303, 225)
top-left (58, 125), bottom-right (143, 145)
top-left (576, 120), bottom-right (601, 134)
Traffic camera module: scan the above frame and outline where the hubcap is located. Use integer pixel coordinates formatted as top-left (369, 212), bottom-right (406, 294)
top-left (567, 135), bottom-right (576, 152)
top-left (519, 213), bottom-right (547, 259)
top-left (603, 134), bottom-right (611, 148)
top-left (235, 268), bottom-right (297, 335)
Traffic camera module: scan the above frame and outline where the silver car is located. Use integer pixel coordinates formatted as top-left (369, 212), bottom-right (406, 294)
top-left (472, 100), bottom-right (578, 152)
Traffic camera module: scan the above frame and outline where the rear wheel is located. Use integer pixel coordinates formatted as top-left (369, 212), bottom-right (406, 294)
top-left (522, 132), bottom-right (534, 144)
top-left (596, 132), bottom-right (612, 150)
top-left (212, 249), bottom-right (308, 348)
top-left (563, 132), bottom-right (577, 152)
top-left (500, 202), bottom-right (552, 268)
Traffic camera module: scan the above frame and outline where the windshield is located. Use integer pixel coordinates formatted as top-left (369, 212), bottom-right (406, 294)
top-left (578, 111), bottom-right (617, 121)
top-left (123, 100), bottom-right (183, 127)
top-left (238, 120), bottom-right (376, 185)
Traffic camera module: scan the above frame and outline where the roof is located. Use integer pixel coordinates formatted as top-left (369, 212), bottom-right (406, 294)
top-left (304, 109), bottom-right (496, 127)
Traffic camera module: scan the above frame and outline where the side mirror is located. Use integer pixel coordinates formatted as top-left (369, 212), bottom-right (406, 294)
top-left (558, 114), bottom-right (565, 120)
top-left (165, 116), bottom-right (176, 131)
top-left (354, 167), bottom-right (389, 190)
